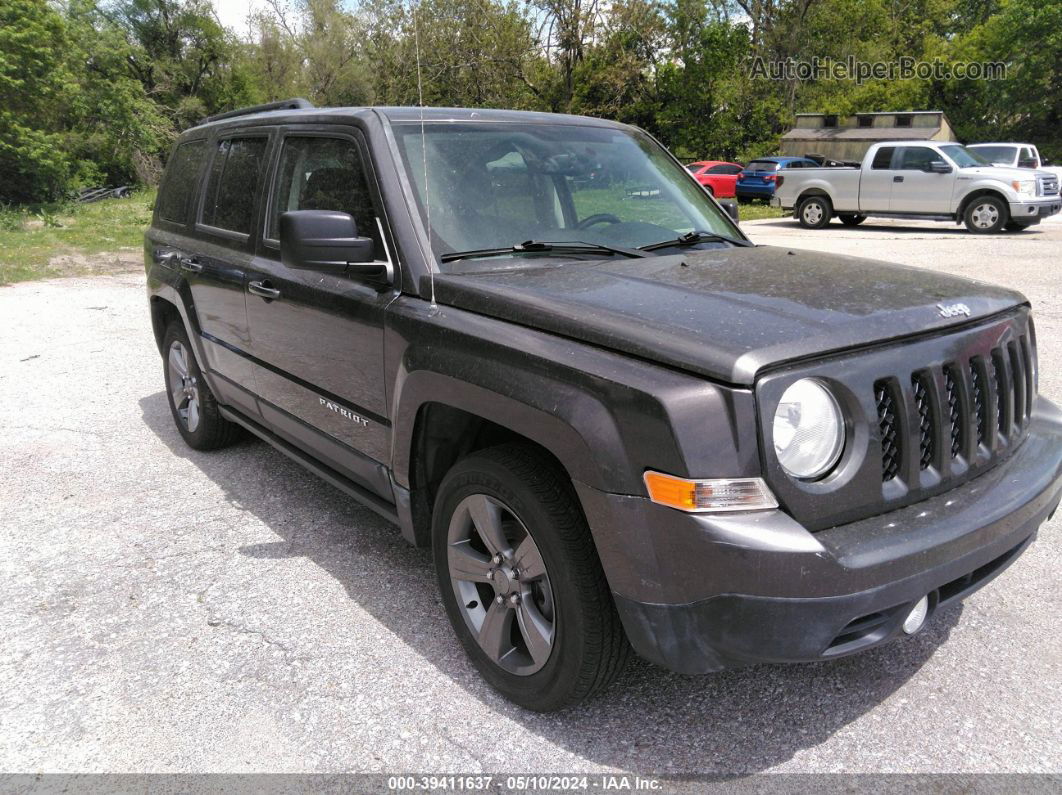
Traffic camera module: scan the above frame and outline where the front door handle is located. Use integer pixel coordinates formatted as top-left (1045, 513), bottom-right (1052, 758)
top-left (179, 256), bottom-right (203, 273)
top-left (248, 280), bottom-right (281, 300)
top-left (893, 175), bottom-right (904, 183)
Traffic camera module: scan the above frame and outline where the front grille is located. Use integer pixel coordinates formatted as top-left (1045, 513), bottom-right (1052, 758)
top-left (1039, 174), bottom-right (1059, 197)
top-left (873, 332), bottom-right (1034, 482)
top-left (759, 310), bottom-right (1036, 532)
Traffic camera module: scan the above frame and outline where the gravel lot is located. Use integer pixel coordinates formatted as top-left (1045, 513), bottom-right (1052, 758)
top-left (1, 215), bottom-right (1060, 777)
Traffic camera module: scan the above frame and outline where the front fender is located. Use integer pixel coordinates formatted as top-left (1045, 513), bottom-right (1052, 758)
top-left (386, 298), bottom-right (762, 497)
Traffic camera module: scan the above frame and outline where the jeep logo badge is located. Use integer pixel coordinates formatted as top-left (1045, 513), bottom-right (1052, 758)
top-left (937, 302), bottom-right (971, 318)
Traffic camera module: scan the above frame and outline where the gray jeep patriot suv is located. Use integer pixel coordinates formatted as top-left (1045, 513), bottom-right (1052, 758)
top-left (146, 99), bottom-right (1062, 711)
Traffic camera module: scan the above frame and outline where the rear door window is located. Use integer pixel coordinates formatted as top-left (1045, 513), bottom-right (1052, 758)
top-left (157, 140), bottom-right (207, 225)
top-left (201, 137), bottom-right (269, 235)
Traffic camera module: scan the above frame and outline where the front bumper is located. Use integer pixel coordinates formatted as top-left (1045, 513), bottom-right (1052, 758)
top-left (1008, 197), bottom-right (1061, 220)
top-left (575, 400), bottom-right (1062, 674)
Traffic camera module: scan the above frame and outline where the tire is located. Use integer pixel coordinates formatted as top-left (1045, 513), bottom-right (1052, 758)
top-left (839, 214), bottom-right (866, 226)
top-left (161, 321), bottom-right (241, 450)
top-left (705, 185), bottom-right (715, 196)
top-left (432, 443), bottom-right (630, 711)
top-left (796, 195), bottom-right (832, 229)
top-left (963, 195), bottom-right (1008, 234)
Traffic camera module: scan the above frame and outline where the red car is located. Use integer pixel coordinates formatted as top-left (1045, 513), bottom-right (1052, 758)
top-left (685, 160), bottom-right (744, 198)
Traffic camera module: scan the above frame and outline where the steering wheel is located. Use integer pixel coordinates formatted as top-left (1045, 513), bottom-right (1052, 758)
top-left (576, 213), bottom-right (622, 229)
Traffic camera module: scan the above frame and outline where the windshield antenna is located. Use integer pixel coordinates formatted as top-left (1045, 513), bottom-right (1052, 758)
top-left (413, 4), bottom-right (436, 310)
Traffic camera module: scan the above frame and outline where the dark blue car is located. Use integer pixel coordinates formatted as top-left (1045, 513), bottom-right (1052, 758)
top-left (736, 156), bottom-right (819, 200)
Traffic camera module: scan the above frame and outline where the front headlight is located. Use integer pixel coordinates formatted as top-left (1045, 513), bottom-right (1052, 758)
top-left (1012, 179), bottom-right (1037, 197)
top-left (773, 379), bottom-right (845, 479)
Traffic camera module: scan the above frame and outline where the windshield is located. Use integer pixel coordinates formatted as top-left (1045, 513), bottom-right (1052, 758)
top-left (939, 145), bottom-right (993, 168)
top-left (968, 145), bottom-right (1017, 165)
top-left (392, 122), bottom-right (742, 268)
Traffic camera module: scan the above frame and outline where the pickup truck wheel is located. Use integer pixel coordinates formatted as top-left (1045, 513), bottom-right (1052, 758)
top-left (964, 196), bottom-right (1008, 233)
top-left (432, 444), bottom-right (630, 711)
top-left (797, 196), bottom-right (832, 229)
top-left (162, 322), bottom-right (241, 450)
top-left (839, 214), bottom-right (866, 226)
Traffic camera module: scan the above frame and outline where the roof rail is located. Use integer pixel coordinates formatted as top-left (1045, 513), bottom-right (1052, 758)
top-left (202, 98), bottom-right (314, 125)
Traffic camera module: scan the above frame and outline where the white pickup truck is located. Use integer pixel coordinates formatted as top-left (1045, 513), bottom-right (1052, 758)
top-left (773, 140), bottom-right (1061, 233)
top-left (967, 142), bottom-right (1062, 183)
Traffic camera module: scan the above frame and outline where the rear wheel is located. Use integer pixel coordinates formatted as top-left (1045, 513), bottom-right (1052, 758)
top-left (839, 214), bottom-right (866, 226)
top-left (797, 195), bottom-right (832, 229)
top-left (432, 444), bottom-right (630, 711)
top-left (162, 321), bottom-right (241, 450)
top-left (963, 196), bottom-right (1008, 234)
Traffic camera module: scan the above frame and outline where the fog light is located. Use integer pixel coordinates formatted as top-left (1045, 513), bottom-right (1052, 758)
top-left (902, 596), bottom-right (929, 635)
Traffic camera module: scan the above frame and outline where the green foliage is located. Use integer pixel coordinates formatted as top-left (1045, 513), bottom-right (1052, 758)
top-left (0, 0), bottom-right (74, 202)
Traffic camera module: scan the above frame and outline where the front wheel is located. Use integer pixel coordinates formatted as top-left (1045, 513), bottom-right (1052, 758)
top-left (432, 444), bottom-right (630, 711)
top-left (839, 213), bottom-right (866, 226)
top-left (964, 196), bottom-right (1008, 234)
top-left (797, 195), bottom-right (832, 229)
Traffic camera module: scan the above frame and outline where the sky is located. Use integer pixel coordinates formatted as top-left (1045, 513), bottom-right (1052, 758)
top-left (212, 0), bottom-right (267, 37)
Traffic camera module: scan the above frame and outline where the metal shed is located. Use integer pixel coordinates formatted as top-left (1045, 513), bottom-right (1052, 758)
top-left (780, 111), bottom-right (957, 162)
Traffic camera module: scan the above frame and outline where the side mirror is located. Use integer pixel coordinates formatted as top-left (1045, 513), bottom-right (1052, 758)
top-left (719, 198), bottom-right (740, 223)
top-left (927, 160), bottom-right (952, 174)
top-left (280, 210), bottom-right (385, 278)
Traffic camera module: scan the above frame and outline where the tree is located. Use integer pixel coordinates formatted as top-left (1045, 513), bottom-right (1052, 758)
top-left (0, 0), bottom-right (73, 201)
top-left (109, 0), bottom-right (256, 126)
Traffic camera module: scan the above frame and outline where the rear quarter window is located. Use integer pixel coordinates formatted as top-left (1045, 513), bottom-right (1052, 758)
top-left (157, 140), bottom-right (207, 224)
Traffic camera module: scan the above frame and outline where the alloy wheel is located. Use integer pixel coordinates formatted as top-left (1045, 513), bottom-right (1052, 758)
top-left (168, 340), bottom-right (201, 432)
top-left (447, 494), bottom-right (556, 675)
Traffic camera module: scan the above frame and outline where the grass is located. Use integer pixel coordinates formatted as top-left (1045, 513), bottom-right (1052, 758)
top-left (735, 201), bottom-right (788, 221)
top-left (0, 189), bottom-right (155, 286)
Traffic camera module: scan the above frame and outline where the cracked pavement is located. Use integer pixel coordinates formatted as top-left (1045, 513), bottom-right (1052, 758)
top-left (0, 215), bottom-right (1060, 775)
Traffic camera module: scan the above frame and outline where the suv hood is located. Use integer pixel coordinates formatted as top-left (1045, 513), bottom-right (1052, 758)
top-left (430, 246), bottom-right (1026, 384)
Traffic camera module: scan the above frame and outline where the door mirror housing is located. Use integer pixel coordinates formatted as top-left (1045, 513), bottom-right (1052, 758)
top-left (926, 160), bottom-right (952, 174)
top-left (280, 210), bottom-right (385, 278)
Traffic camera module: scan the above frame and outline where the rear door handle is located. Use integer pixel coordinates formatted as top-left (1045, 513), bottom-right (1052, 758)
top-left (893, 176), bottom-right (904, 183)
top-left (248, 280), bottom-right (281, 300)
top-left (179, 256), bottom-right (203, 273)
top-left (154, 249), bottom-right (179, 267)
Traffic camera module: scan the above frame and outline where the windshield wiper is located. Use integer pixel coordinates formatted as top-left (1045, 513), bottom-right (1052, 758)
top-left (440, 240), bottom-right (650, 263)
top-left (638, 230), bottom-right (752, 251)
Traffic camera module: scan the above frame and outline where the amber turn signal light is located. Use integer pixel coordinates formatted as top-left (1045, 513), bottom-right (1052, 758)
top-left (643, 471), bottom-right (779, 513)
